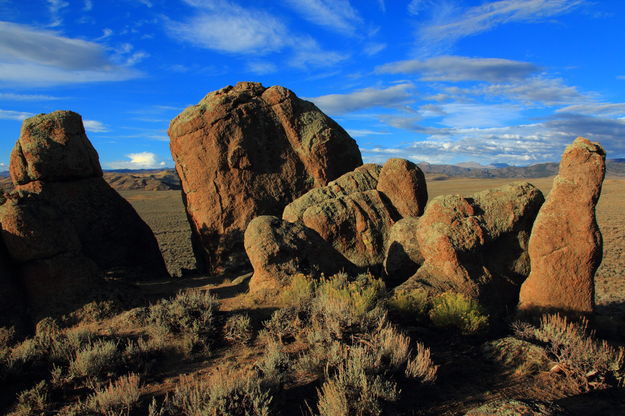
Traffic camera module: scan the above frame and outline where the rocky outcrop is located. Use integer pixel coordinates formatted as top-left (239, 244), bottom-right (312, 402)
top-left (519, 138), bottom-right (606, 314)
top-left (301, 190), bottom-right (398, 268)
top-left (397, 182), bottom-right (544, 312)
top-left (282, 163), bottom-right (381, 223)
top-left (283, 158), bottom-right (427, 271)
top-left (383, 217), bottom-right (423, 282)
top-left (244, 216), bottom-right (356, 291)
top-left (169, 82), bottom-right (362, 274)
top-left (0, 111), bottom-right (168, 318)
top-left (377, 158), bottom-right (427, 217)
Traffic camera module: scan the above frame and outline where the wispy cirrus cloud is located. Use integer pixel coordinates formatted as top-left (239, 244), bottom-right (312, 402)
top-left (0, 22), bottom-right (142, 86)
top-left (47, 0), bottom-right (69, 27)
top-left (284, 0), bottom-right (362, 35)
top-left (556, 102), bottom-right (625, 117)
top-left (417, 0), bottom-right (585, 49)
top-left (166, 0), bottom-right (347, 68)
top-left (0, 92), bottom-right (63, 101)
top-left (309, 83), bottom-right (416, 115)
top-left (377, 55), bottom-right (539, 82)
top-left (0, 109), bottom-right (34, 120)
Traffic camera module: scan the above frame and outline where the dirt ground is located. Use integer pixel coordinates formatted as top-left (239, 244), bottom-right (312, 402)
top-left (121, 176), bottom-right (625, 311)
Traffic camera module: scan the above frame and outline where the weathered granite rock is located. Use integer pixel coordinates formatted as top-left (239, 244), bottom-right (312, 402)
top-left (244, 216), bottom-right (356, 291)
top-left (282, 163), bottom-right (381, 223)
top-left (0, 110), bottom-right (168, 320)
top-left (169, 82), bottom-right (362, 274)
top-left (383, 217), bottom-right (423, 282)
top-left (10, 111), bottom-right (102, 185)
top-left (377, 158), bottom-right (427, 217)
top-left (301, 190), bottom-right (399, 269)
top-left (398, 182), bottom-right (544, 312)
top-left (519, 137), bottom-right (606, 314)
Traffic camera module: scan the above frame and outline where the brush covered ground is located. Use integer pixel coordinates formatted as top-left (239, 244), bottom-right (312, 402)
top-left (1, 176), bottom-right (624, 415)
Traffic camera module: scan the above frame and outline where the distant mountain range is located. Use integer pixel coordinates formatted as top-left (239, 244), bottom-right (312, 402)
top-left (1, 159), bottom-right (624, 192)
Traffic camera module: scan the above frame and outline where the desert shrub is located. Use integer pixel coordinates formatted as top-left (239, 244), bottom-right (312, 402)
top-left (483, 337), bottom-right (552, 376)
top-left (223, 313), bottom-right (253, 345)
top-left (254, 340), bottom-right (291, 388)
top-left (317, 355), bottom-right (398, 416)
top-left (9, 380), bottom-right (50, 416)
top-left (0, 326), bottom-right (16, 348)
top-left (85, 373), bottom-right (141, 416)
top-left (145, 290), bottom-right (218, 355)
top-left (387, 288), bottom-right (430, 321)
top-left (69, 339), bottom-right (121, 379)
top-left (514, 314), bottom-right (625, 390)
top-left (165, 373), bottom-right (273, 416)
top-left (281, 273), bottom-right (317, 307)
top-left (429, 292), bottom-right (488, 335)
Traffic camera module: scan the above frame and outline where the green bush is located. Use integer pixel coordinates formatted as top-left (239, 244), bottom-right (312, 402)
top-left (387, 288), bottom-right (430, 321)
top-left (428, 292), bottom-right (488, 335)
top-left (223, 313), bottom-right (253, 345)
top-left (10, 381), bottom-right (50, 416)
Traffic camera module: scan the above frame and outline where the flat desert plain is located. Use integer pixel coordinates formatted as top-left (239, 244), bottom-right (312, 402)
top-left (120, 176), bottom-right (625, 311)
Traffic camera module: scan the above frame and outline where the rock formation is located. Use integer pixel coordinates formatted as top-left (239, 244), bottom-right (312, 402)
top-left (396, 182), bottom-right (544, 312)
top-left (518, 137), bottom-right (606, 314)
top-left (169, 82), bottom-right (362, 274)
top-left (383, 217), bottom-right (423, 282)
top-left (244, 216), bottom-right (355, 291)
top-left (0, 111), bottom-right (168, 318)
top-left (283, 158), bottom-right (428, 271)
top-left (0, 204), bottom-right (26, 330)
top-left (377, 158), bottom-right (428, 217)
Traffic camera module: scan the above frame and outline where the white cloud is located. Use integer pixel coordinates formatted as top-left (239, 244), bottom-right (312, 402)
top-left (377, 56), bottom-right (539, 82)
top-left (47, 0), bottom-right (69, 27)
top-left (557, 102), bottom-right (625, 117)
top-left (309, 83), bottom-right (416, 115)
top-left (418, 0), bottom-right (584, 47)
top-left (167, 0), bottom-right (346, 68)
top-left (247, 61), bottom-right (277, 74)
top-left (83, 0), bottom-right (93, 11)
top-left (107, 152), bottom-right (165, 169)
top-left (438, 103), bottom-right (523, 128)
top-left (0, 93), bottom-right (63, 101)
top-left (365, 114), bottom-right (625, 165)
top-left (476, 77), bottom-right (586, 106)
top-left (167, 2), bottom-right (289, 54)
top-left (364, 42), bottom-right (386, 56)
top-left (0, 22), bottom-right (142, 86)
top-left (346, 129), bottom-right (390, 137)
top-left (83, 119), bottom-right (108, 133)
top-left (284, 0), bottom-right (362, 35)
top-left (0, 109), bottom-right (34, 120)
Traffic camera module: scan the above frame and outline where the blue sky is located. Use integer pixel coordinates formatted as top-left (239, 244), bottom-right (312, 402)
top-left (1, 0), bottom-right (624, 170)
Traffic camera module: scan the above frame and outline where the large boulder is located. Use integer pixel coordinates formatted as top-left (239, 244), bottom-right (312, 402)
top-left (518, 137), bottom-right (606, 314)
top-left (0, 111), bottom-right (168, 318)
top-left (282, 163), bottom-right (381, 223)
top-left (169, 82), bottom-right (362, 274)
top-left (283, 158), bottom-right (427, 271)
top-left (376, 158), bottom-right (427, 217)
top-left (301, 190), bottom-right (398, 269)
top-left (244, 216), bottom-right (356, 292)
top-left (397, 182), bottom-right (544, 312)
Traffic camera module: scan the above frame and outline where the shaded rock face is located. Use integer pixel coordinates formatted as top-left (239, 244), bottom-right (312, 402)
top-left (519, 137), bottom-right (606, 314)
top-left (0, 111), bottom-right (168, 318)
top-left (283, 158), bottom-right (427, 271)
top-left (383, 217), bottom-right (423, 282)
top-left (244, 216), bottom-right (355, 291)
top-left (0, 220), bottom-right (26, 330)
top-left (398, 182), bottom-right (544, 312)
top-left (169, 82), bottom-right (362, 274)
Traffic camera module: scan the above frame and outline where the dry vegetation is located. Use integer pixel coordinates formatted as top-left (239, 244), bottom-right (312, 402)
top-left (2, 176), bottom-right (624, 415)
